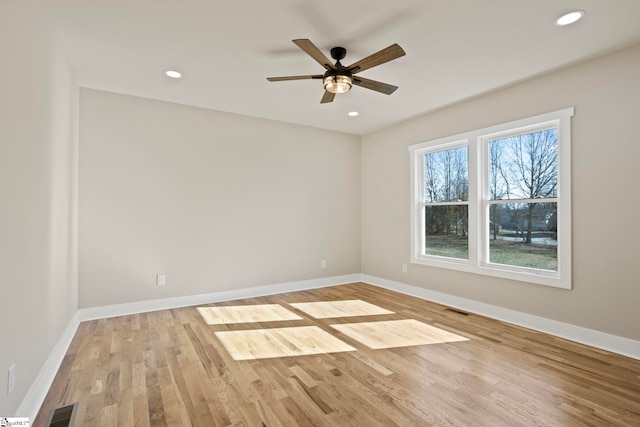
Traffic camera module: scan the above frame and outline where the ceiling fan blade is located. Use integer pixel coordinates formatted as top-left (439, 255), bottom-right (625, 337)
top-left (320, 91), bottom-right (335, 104)
top-left (267, 75), bottom-right (323, 82)
top-left (292, 39), bottom-right (336, 71)
top-left (347, 43), bottom-right (406, 74)
top-left (353, 76), bottom-right (398, 95)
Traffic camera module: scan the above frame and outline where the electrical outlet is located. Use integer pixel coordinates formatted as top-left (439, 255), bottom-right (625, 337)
top-left (8, 363), bottom-right (15, 396)
top-left (156, 274), bottom-right (166, 286)
top-left (321, 259), bottom-right (327, 269)
top-left (402, 264), bottom-right (407, 273)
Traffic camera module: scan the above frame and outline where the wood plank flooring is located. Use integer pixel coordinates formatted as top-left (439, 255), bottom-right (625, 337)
top-left (197, 304), bottom-right (303, 325)
top-left (289, 300), bottom-right (394, 319)
top-left (214, 326), bottom-right (356, 360)
top-left (34, 283), bottom-right (640, 426)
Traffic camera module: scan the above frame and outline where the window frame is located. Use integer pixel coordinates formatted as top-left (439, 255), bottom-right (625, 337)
top-left (420, 141), bottom-right (471, 264)
top-left (409, 108), bottom-right (573, 289)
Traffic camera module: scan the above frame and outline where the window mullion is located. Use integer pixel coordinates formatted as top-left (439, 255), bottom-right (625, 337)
top-left (487, 197), bottom-right (558, 205)
top-left (468, 139), bottom-right (479, 268)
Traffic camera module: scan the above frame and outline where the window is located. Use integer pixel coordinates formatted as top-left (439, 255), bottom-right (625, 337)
top-left (423, 144), bottom-right (469, 260)
top-left (410, 108), bottom-right (573, 288)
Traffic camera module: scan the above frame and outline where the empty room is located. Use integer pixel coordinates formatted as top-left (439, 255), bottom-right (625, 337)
top-left (2, 1), bottom-right (640, 426)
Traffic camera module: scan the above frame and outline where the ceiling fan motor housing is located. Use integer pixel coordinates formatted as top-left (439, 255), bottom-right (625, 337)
top-left (323, 66), bottom-right (352, 81)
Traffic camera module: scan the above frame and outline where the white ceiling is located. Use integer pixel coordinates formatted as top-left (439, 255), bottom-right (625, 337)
top-left (54, 0), bottom-right (640, 135)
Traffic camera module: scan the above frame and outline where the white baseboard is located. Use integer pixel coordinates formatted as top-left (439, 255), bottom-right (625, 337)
top-left (361, 274), bottom-right (640, 361)
top-left (79, 274), bottom-right (361, 321)
top-left (17, 311), bottom-right (80, 422)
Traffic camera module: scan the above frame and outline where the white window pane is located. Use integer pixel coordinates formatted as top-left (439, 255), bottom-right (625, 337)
top-left (424, 146), bottom-right (468, 202)
top-left (488, 202), bottom-right (557, 271)
top-left (489, 129), bottom-right (557, 200)
top-left (425, 205), bottom-right (468, 259)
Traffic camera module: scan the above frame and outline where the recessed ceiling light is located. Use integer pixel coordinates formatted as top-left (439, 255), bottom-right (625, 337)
top-left (348, 111), bottom-right (359, 117)
top-left (165, 70), bottom-right (182, 79)
top-left (556, 10), bottom-right (585, 26)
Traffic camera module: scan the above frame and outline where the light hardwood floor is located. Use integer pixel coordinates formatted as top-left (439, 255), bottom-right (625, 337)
top-left (34, 283), bottom-right (640, 426)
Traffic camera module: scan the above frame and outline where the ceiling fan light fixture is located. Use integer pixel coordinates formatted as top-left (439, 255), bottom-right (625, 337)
top-left (324, 74), bottom-right (352, 94)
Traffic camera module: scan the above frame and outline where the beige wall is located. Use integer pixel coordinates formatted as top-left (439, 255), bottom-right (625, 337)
top-left (0, 1), bottom-right (78, 416)
top-left (78, 89), bottom-right (361, 308)
top-left (362, 43), bottom-right (640, 341)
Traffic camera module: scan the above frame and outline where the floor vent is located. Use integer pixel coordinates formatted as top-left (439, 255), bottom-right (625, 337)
top-left (444, 308), bottom-right (469, 316)
top-left (45, 402), bottom-right (78, 427)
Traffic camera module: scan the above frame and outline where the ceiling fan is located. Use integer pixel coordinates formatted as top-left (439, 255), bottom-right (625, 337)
top-left (267, 39), bottom-right (406, 104)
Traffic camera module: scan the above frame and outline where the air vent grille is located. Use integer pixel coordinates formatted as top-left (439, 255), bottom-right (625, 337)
top-left (45, 402), bottom-right (78, 427)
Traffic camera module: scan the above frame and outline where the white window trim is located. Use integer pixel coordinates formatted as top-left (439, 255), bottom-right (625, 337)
top-left (409, 108), bottom-right (573, 289)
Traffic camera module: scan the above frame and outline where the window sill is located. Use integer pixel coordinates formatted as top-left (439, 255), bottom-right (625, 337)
top-left (410, 256), bottom-right (571, 289)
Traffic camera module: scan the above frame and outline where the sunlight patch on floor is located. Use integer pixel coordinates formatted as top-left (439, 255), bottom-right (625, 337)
top-left (215, 326), bottom-right (356, 360)
top-left (289, 300), bottom-right (394, 319)
top-left (331, 319), bottom-right (469, 349)
top-left (197, 304), bottom-right (303, 325)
